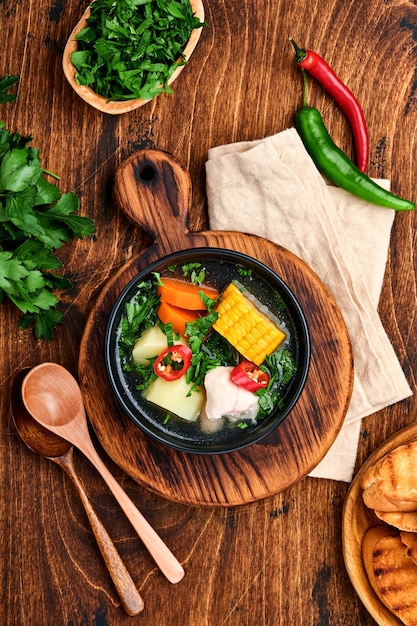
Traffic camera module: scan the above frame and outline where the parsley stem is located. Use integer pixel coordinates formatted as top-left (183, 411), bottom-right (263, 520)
top-left (42, 168), bottom-right (61, 180)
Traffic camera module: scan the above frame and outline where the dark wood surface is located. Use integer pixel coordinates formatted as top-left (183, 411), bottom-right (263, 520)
top-left (1, 1), bottom-right (416, 624)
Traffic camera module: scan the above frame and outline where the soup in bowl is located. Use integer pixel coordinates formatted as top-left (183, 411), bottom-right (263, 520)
top-left (104, 247), bottom-right (310, 454)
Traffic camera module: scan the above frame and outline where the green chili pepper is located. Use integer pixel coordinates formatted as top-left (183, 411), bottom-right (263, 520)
top-left (294, 72), bottom-right (415, 211)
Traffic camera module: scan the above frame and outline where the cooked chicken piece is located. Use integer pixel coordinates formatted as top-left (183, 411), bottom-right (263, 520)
top-left (203, 366), bottom-right (259, 423)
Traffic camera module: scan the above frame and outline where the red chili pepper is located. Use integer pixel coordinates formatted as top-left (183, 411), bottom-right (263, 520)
top-left (154, 345), bottom-right (192, 381)
top-left (290, 39), bottom-right (369, 173)
top-left (231, 361), bottom-right (270, 392)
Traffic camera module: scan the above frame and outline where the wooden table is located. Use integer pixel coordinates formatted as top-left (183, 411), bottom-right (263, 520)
top-left (1, 1), bottom-right (416, 624)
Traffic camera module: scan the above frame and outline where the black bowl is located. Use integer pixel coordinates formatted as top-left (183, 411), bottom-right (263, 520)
top-left (104, 247), bottom-right (310, 454)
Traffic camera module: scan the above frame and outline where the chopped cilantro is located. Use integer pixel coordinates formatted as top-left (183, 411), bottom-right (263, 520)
top-left (181, 262), bottom-right (205, 285)
top-left (184, 295), bottom-right (239, 389)
top-left (119, 279), bottom-right (160, 355)
top-left (151, 271), bottom-right (163, 285)
top-left (72, 0), bottom-right (205, 102)
top-left (256, 349), bottom-right (297, 419)
top-left (275, 293), bottom-right (287, 311)
top-left (237, 266), bottom-right (252, 277)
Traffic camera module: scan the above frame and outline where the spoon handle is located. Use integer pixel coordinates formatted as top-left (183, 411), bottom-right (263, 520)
top-left (58, 455), bottom-right (144, 615)
top-left (78, 437), bottom-right (185, 584)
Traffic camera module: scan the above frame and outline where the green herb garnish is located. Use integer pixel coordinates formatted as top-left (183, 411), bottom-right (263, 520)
top-left (181, 262), bottom-right (205, 285)
top-left (184, 294), bottom-right (239, 389)
top-left (256, 349), bottom-right (297, 419)
top-left (275, 293), bottom-right (287, 311)
top-left (119, 280), bottom-right (160, 354)
top-left (237, 266), bottom-right (252, 277)
top-left (0, 123), bottom-right (95, 339)
top-left (151, 271), bottom-right (163, 286)
top-left (0, 75), bottom-right (19, 103)
top-left (71, 0), bottom-right (204, 101)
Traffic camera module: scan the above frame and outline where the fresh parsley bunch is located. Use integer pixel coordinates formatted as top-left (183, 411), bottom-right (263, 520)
top-left (71, 0), bottom-right (204, 101)
top-left (0, 122), bottom-right (96, 339)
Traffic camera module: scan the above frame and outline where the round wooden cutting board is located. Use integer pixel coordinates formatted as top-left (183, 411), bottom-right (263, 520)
top-left (342, 422), bottom-right (417, 626)
top-left (79, 149), bottom-right (353, 507)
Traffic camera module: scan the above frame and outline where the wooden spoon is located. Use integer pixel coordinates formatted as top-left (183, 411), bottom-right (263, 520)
top-left (11, 368), bottom-right (144, 616)
top-left (62, 0), bottom-right (205, 114)
top-left (21, 362), bottom-right (185, 584)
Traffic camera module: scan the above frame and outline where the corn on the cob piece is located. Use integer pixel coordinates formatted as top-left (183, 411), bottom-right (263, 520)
top-left (213, 282), bottom-right (286, 365)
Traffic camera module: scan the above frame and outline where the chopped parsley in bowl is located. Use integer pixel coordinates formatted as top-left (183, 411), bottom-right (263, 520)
top-left (63, 0), bottom-right (205, 113)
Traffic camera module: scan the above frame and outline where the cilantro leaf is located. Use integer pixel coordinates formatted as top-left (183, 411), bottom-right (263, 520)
top-left (43, 192), bottom-right (96, 239)
top-left (0, 148), bottom-right (41, 192)
top-left (0, 75), bottom-right (19, 103)
top-left (19, 308), bottom-right (65, 341)
top-left (0, 122), bottom-right (96, 339)
top-left (119, 280), bottom-right (160, 355)
top-left (14, 239), bottom-right (64, 271)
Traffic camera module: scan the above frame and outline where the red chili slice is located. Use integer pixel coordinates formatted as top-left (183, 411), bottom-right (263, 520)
top-left (231, 360), bottom-right (270, 392)
top-left (154, 345), bottom-right (192, 381)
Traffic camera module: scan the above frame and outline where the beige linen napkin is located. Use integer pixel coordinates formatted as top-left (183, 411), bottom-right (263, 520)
top-left (205, 128), bottom-right (412, 482)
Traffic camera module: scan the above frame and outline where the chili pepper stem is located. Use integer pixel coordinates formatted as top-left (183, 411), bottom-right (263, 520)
top-left (290, 38), bottom-right (307, 63)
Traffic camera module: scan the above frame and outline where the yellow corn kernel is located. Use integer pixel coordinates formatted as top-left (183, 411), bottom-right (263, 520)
top-left (213, 282), bottom-right (286, 365)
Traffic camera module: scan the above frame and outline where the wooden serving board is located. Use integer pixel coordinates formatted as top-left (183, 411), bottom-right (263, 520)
top-left (79, 149), bottom-right (353, 507)
top-left (342, 422), bottom-right (417, 625)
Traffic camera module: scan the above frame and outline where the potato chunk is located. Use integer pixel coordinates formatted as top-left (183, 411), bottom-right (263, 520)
top-left (132, 326), bottom-right (185, 366)
top-left (144, 376), bottom-right (205, 421)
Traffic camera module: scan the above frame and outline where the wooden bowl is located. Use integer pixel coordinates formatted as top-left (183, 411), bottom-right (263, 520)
top-left (342, 421), bottom-right (417, 625)
top-left (62, 0), bottom-right (205, 114)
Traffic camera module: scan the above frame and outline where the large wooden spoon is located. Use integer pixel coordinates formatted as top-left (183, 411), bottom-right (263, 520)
top-left (11, 368), bottom-right (144, 616)
top-left (62, 0), bottom-right (205, 114)
top-left (21, 361), bottom-right (185, 584)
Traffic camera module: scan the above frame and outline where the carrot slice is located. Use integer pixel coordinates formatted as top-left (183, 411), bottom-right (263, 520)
top-left (157, 278), bottom-right (219, 311)
top-left (157, 301), bottom-right (204, 336)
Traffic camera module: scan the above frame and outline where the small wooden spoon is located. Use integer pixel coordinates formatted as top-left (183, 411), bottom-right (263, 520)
top-left (21, 362), bottom-right (185, 584)
top-left (11, 368), bottom-right (144, 616)
top-left (62, 0), bottom-right (205, 114)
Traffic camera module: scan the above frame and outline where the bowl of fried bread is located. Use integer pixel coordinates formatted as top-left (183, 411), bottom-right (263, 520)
top-left (343, 435), bottom-right (417, 626)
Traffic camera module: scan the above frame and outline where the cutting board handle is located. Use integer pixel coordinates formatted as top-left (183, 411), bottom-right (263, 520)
top-left (113, 149), bottom-right (191, 250)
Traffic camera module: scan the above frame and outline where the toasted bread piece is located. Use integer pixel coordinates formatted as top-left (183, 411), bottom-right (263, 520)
top-left (361, 442), bottom-right (417, 512)
top-left (362, 525), bottom-right (417, 625)
top-left (401, 532), bottom-right (417, 567)
top-left (375, 510), bottom-right (417, 533)
top-left (361, 460), bottom-right (382, 490)
top-left (362, 482), bottom-right (415, 512)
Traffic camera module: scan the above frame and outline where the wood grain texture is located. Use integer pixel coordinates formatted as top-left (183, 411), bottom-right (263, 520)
top-left (1, 0), bottom-right (416, 623)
